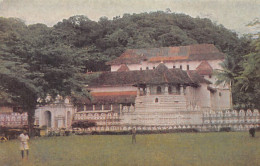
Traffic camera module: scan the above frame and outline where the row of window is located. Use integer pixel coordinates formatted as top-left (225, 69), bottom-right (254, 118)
top-left (156, 86), bottom-right (181, 94)
top-left (140, 65), bottom-right (190, 71)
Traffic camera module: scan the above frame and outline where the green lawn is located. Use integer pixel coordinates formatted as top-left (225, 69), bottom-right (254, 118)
top-left (0, 132), bottom-right (259, 166)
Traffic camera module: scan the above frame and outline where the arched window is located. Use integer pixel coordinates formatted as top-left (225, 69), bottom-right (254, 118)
top-left (157, 86), bottom-right (162, 94)
top-left (155, 98), bottom-right (159, 103)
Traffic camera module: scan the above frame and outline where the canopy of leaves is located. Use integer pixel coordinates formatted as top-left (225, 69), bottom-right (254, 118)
top-left (234, 34), bottom-right (260, 109)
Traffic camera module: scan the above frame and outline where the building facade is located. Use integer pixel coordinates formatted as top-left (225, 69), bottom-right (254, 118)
top-left (34, 44), bottom-right (260, 131)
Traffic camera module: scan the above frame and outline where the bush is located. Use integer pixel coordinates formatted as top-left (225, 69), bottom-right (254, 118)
top-left (219, 127), bottom-right (231, 132)
top-left (72, 121), bottom-right (96, 129)
top-left (89, 128), bottom-right (199, 135)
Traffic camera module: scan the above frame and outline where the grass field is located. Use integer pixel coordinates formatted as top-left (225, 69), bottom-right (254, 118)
top-left (0, 132), bottom-right (259, 166)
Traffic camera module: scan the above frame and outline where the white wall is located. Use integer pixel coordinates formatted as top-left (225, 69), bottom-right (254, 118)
top-left (35, 103), bottom-right (75, 129)
top-left (218, 89), bottom-right (231, 110)
top-left (195, 84), bottom-right (211, 111)
top-left (110, 59), bottom-right (223, 72)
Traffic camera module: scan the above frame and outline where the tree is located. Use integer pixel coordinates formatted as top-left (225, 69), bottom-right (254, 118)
top-left (0, 18), bottom-right (89, 135)
top-left (234, 34), bottom-right (260, 109)
top-left (214, 55), bottom-right (236, 109)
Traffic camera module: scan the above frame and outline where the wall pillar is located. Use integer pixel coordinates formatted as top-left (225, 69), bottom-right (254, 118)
top-left (180, 85), bottom-right (184, 95)
top-left (147, 86), bottom-right (150, 95)
top-left (164, 84), bottom-right (169, 94)
top-left (93, 105), bottom-right (95, 111)
top-left (111, 104), bottom-right (113, 111)
top-left (120, 104), bottom-right (122, 114)
top-left (51, 111), bottom-right (55, 129)
top-left (137, 88), bottom-right (140, 96)
top-left (84, 105), bottom-right (86, 111)
top-left (102, 105), bottom-right (104, 111)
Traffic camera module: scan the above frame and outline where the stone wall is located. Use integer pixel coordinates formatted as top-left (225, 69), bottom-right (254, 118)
top-left (78, 109), bottom-right (260, 132)
top-left (202, 109), bottom-right (260, 131)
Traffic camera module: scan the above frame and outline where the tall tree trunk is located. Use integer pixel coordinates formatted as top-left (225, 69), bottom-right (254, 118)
top-left (27, 106), bottom-right (36, 137)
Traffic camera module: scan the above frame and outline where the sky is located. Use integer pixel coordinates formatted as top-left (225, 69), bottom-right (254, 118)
top-left (0, 0), bottom-right (259, 35)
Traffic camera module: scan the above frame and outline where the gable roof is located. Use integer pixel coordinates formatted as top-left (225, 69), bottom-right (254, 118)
top-left (106, 44), bottom-right (225, 65)
top-left (117, 64), bottom-right (130, 71)
top-left (196, 61), bottom-right (213, 75)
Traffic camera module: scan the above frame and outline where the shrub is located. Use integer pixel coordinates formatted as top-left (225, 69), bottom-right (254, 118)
top-left (72, 121), bottom-right (96, 129)
top-left (219, 127), bottom-right (231, 132)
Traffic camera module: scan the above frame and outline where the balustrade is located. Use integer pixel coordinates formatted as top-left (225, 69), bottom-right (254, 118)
top-left (203, 109), bottom-right (259, 125)
top-left (0, 112), bottom-right (28, 127)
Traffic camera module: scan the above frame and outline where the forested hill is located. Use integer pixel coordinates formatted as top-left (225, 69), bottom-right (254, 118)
top-left (53, 12), bottom-right (250, 71)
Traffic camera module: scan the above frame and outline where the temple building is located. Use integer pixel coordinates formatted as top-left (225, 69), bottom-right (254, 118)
top-left (35, 44), bottom-right (257, 131)
top-left (75, 44), bottom-right (230, 128)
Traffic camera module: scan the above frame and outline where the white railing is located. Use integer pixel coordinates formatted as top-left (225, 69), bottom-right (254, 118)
top-left (0, 112), bottom-right (28, 127)
top-left (203, 109), bottom-right (260, 125)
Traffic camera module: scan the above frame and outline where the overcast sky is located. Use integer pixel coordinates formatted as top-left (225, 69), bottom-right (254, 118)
top-left (0, 0), bottom-right (259, 35)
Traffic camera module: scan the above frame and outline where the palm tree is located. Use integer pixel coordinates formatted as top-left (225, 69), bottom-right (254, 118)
top-left (214, 55), bottom-right (237, 109)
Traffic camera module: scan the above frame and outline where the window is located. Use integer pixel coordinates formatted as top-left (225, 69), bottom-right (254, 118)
top-left (180, 65), bottom-right (182, 70)
top-left (157, 86), bottom-right (162, 94)
top-left (209, 75), bottom-right (212, 78)
top-left (219, 92), bottom-right (222, 96)
top-left (173, 65), bottom-right (175, 68)
top-left (168, 86), bottom-right (172, 94)
top-left (155, 98), bottom-right (159, 103)
top-left (140, 67), bottom-right (142, 71)
top-left (153, 66), bottom-right (155, 69)
top-left (146, 67), bottom-right (149, 70)
top-left (187, 65), bottom-right (189, 70)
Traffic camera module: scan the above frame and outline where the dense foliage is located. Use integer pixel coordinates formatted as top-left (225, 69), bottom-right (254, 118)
top-left (72, 121), bottom-right (96, 129)
top-left (0, 18), bottom-right (90, 134)
top-left (234, 35), bottom-right (260, 109)
top-left (0, 11), bottom-right (259, 134)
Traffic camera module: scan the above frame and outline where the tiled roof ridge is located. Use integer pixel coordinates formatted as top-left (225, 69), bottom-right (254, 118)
top-left (107, 44), bottom-right (223, 65)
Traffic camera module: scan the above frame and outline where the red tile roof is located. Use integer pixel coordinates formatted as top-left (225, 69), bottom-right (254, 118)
top-left (196, 61), bottom-right (213, 75)
top-left (91, 91), bottom-right (137, 96)
top-left (117, 64), bottom-right (130, 71)
top-left (86, 91), bottom-right (137, 104)
top-left (106, 44), bottom-right (225, 65)
top-left (88, 63), bottom-right (210, 87)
